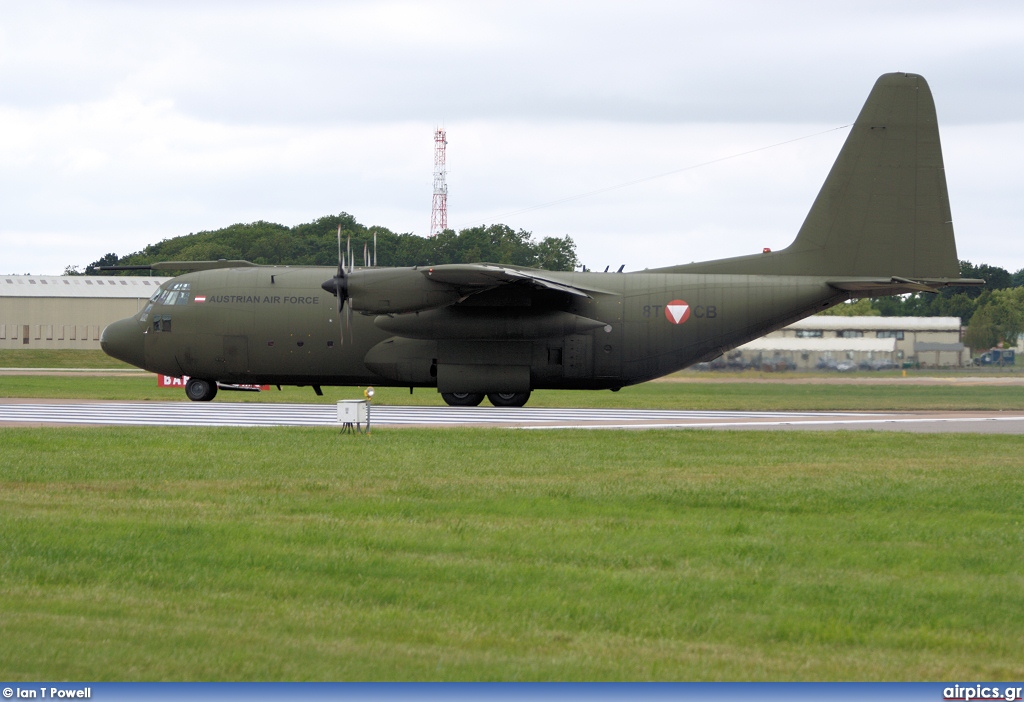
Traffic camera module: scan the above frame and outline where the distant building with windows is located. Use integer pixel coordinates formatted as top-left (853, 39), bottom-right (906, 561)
top-left (735, 316), bottom-right (966, 369)
top-left (1, 275), bottom-right (169, 350)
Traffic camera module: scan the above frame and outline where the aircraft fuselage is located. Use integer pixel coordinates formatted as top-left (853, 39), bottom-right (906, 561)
top-left (104, 265), bottom-right (846, 394)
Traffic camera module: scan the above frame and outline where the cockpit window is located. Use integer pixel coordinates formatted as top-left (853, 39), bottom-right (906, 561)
top-left (152, 282), bottom-right (192, 305)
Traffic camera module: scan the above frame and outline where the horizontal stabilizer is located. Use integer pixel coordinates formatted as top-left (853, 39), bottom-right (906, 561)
top-left (828, 277), bottom-right (985, 296)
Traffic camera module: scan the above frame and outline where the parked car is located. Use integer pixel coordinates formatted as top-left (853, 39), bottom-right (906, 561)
top-left (859, 358), bottom-right (898, 371)
top-left (761, 356), bottom-right (797, 372)
top-left (974, 349), bottom-right (1016, 366)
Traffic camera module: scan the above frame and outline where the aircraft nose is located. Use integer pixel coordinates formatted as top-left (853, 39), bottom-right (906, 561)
top-left (100, 317), bottom-right (146, 369)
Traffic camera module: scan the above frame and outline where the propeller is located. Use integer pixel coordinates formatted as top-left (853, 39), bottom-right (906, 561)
top-left (321, 224), bottom-right (354, 343)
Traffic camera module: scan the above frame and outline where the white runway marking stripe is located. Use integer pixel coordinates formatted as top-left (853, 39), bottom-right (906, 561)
top-left (2, 401), bottom-right (1023, 432)
top-left (0, 401), bottom-right (868, 428)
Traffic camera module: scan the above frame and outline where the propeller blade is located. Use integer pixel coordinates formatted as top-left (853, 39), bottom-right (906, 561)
top-left (323, 226), bottom-right (355, 346)
top-left (336, 225), bottom-right (343, 275)
top-left (342, 300), bottom-right (350, 347)
top-left (345, 298), bottom-right (353, 342)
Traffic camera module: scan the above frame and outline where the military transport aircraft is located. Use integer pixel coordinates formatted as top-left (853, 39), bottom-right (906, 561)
top-left (100, 73), bottom-right (982, 406)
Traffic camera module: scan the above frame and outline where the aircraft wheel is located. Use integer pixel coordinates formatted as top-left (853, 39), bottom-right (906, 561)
top-left (441, 392), bottom-right (484, 407)
top-left (185, 378), bottom-right (218, 402)
top-left (487, 391), bottom-right (531, 407)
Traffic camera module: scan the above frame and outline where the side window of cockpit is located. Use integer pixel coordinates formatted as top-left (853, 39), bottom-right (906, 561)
top-left (154, 282), bottom-right (192, 306)
top-left (162, 315), bottom-right (171, 332)
top-left (152, 315), bottom-right (172, 332)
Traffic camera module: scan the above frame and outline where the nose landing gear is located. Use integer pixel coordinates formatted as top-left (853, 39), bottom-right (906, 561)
top-left (185, 378), bottom-right (218, 402)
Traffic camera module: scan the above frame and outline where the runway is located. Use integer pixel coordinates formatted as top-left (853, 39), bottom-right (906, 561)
top-left (2, 399), bottom-right (1024, 432)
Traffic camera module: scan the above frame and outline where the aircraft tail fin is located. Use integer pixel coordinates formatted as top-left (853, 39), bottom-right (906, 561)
top-left (784, 72), bottom-right (959, 278)
top-left (667, 73), bottom-right (965, 282)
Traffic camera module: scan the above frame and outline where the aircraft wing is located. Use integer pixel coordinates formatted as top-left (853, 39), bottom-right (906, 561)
top-left (419, 263), bottom-right (611, 298)
top-left (341, 263), bottom-right (614, 316)
top-left (99, 260), bottom-right (259, 272)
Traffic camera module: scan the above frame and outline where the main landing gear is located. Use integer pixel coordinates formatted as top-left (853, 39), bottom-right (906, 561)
top-left (440, 391), bottom-right (531, 407)
top-left (486, 392), bottom-right (531, 407)
top-left (185, 378), bottom-right (218, 402)
top-left (440, 392), bottom-right (484, 407)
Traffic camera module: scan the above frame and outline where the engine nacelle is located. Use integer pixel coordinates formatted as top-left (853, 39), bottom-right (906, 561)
top-left (344, 268), bottom-right (465, 314)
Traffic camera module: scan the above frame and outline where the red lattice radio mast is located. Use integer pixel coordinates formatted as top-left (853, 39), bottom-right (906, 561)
top-left (430, 128), bottom-right (448, 236)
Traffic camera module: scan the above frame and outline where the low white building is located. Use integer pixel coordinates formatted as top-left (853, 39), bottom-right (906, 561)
top-left (735, 316), bottom-right (965, 369)
top-left (1, 275), bottom-right (169, 350)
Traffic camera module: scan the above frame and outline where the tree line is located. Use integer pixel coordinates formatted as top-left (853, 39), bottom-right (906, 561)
top-left (77, 213), bottom-right (578, 275)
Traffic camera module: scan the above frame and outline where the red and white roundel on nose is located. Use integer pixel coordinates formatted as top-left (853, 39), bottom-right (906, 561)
top-left (665, 300), bottom-right (691, 325)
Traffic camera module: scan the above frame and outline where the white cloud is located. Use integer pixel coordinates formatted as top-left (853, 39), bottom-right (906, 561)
top-left (1, 0), bottom-right (1023, 274)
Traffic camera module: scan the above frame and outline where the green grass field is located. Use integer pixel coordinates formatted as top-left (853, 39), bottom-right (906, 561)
top-left (4, 373), bottom-right (1024, 411)
top-left (0, 349), bottom-right (132, 369)
top-left (2, 427), bottom-right (1022, 680)
top-left (3, 348), bottom-right (1024, 410)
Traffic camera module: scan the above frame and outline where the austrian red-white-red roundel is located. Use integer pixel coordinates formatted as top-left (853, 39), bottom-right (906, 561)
top-left (665, 300), bottom-right (690, 325)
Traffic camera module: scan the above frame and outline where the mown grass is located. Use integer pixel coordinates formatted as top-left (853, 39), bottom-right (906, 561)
top-left (3, 372), bottom-right (1024, 411)
top-left (0, 349), bottom-right (133, 369)
top-left (1, 427), bottom-right (1022, 680)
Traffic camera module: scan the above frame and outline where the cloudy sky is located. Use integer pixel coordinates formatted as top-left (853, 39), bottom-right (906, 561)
top-left (2, 0), bottom-right (1023, 275)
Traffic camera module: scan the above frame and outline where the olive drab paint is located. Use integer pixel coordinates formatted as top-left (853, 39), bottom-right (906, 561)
top-left (100, 74), bottom-right (983, 406)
